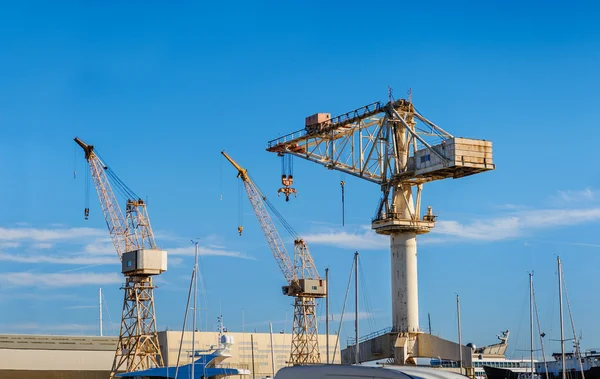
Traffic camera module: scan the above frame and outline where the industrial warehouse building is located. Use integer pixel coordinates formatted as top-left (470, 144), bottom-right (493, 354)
top-left (0, 331), bottom-right (339, 379)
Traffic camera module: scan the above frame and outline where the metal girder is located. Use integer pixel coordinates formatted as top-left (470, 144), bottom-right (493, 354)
top-left (222, 151), bottom-right (323, 285)
top-left (266, 99), bottom-right (453, 186)
top-left (290, 296), bottom-right (321, 365)
top-left (293, 240), bottom-right (320, 288)
top-left (126, 200), bottom-right (157, 250)
top-left (109, 277), bottom-right (163, 378)
top-left (242, 178), bottom-right (297, 285)
top-left (76, 138), bottom-right (132, 259)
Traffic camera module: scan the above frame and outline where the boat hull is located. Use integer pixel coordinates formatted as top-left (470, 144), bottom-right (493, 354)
top-left (484, 366), bottom-right (600, 379)
top-left (0, 369), bottom-right (111, 379)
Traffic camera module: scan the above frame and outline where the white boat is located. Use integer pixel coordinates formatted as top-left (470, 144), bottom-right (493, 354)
top-left (118, 244), bottom-right (250, 379)
top-left (429, 330), bottom-right (536, 379)
top-left (275, 364), bottom-right (469, 379)
top-left (116, 329), bottom-right (251, 379)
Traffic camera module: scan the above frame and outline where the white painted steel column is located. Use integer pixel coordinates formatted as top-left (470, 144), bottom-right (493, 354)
top-left (390, 232), bottom-right (419, 333)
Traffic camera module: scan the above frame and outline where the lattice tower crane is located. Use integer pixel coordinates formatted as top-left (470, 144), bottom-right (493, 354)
top-left (265, 92), bottom-right (494, 364)
top-left (74, 138), bottom-right (167, 378)
top-left (221, 151), bottom-right (326, 365)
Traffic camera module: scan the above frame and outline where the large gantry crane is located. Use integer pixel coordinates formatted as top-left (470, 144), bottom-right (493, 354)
top-left (74, 138), bottom-right (167, 378)
top-left (222, 151), bottom-right (326, 365)
top-left (266, 93), bottom-right (494, 365)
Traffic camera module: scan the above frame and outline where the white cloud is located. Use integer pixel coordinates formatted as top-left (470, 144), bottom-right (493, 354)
top-left (0, 224), bottom-right (253, 274)
top-left (0, 242), bottom-right (20, 249)
top-left (301, 207), bottom-right (600, 247)
top-left (32, 242), bottom-right (54, 249)
top-left (63, 305), bottom-right (99, 310)
top-left (552, 188), bottom-right (597, 204)
top-left (434, 208), bottom-right (600, 241)
top-left (0, 253), bottom-right (117, 265)
top-left (0, 272), bottom-right (122, 288)
top-left (302, 226), bottom-right (388, 250)
top-left (168, 246), bottom-right (254, 260)
top-left (0, 227), bottom-right (105, 242)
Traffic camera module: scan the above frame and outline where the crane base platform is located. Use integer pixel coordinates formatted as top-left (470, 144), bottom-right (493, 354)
top-left (372, 218), bottom-right (434, 235)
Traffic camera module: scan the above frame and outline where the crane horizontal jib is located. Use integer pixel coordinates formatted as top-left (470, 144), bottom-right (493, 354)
top-left (265, 98), bottom-right (494, 185)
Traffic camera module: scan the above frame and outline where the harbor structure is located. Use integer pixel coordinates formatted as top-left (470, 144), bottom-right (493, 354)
top-left (267, 93), bottom-right (494, 363)
top-left (222, 151), bottom-right (326, 365)
top-left (75, 137), bottom-right (167, 377)
top-left (0, 331), bottom-right (339, 379)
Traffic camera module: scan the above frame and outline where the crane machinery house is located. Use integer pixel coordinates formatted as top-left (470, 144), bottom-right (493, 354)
top-left (121, 249), bottom-right (167, 275)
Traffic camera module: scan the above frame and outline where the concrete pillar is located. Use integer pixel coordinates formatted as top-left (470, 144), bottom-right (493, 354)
top-left (390, 232), bottom-right (419, 333)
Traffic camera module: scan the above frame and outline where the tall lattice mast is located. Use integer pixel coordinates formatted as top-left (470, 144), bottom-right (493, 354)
top-left (222, 151), bottom-right (326, 365)
top-left (74, 138), bottom-right (167, 377)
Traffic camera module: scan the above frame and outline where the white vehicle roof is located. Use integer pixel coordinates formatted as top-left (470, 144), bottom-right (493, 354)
top-left (275, 364), bottom-right (468, 379)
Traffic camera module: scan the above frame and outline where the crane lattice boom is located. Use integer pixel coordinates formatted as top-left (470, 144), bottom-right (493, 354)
top-left (221, 151), bottom-right (322, 285)
top-left (241, 177), bottom-right (296, 285)
top-left (74, 137), bottom-right (132, 259)
top-left (126, 199), bottom-right (157, 250)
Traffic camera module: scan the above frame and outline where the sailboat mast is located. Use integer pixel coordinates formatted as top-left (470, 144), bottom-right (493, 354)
top-left (529, 273), bottom-right (534, 379)
top-left (191, 242), bottom-right (199, 379)
top-left (326, 267), bottom-right (330, 365)
top-left (269, 322), bottom-right (275, 378)
top-left (457, 295), bottom-right (463, 374)
top-left (354, 251), bottom-right (359, 365)
top-left (558, 257), bottom-right (566, 379)
top-left (99, 288), bottom-right (103, 337)
top-left (251, 334), bottom-right (256, 379)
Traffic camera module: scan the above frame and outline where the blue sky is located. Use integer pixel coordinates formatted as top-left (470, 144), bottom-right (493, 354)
top-left (1, 0), bottom-right (600, 360)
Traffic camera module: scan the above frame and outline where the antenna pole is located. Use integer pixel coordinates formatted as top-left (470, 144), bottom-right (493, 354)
top-left (99, 288), bottom-right (103, 337)
top-left (354, 251), bottom-right (359, 365)
top-left (326, 267), bottom-right (330, 364)
top-left (558, 257), bottom-right (566, 379)
top-left (457, 294), bottom-right (463, 374)
top-left (269, 322), bottom-right (275, 378)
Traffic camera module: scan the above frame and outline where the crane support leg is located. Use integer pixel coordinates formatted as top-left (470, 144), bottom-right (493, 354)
top-left (109, 276), bottom-right (164, 378)
top-left (290, 296), bottom-right (321, 365)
